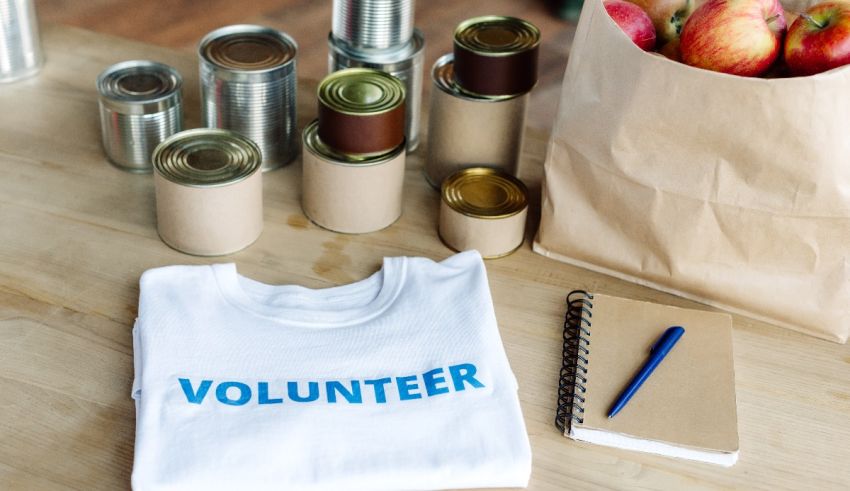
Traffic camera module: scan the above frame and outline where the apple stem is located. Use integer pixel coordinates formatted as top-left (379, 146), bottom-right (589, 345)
top-left (800, 13), bottom-right (826, 29)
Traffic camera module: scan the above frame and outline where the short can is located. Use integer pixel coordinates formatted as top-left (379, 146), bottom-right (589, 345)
top-left (152, 129), bottom-right (263, 256)
top-left (318, 67), bottom-right (405, 156)
top-left (199, 25), bottom-right (298, 172)
top-left (452, 15), bottom-right (540, 97)
top-left (424, 54), bottom-right (528, 188)
top-left (302, 119), bottom-right (405, 234)
top-left (97, 60), bottom-right (183, 173)
top-left (439, 167), bottom-right (528, 259)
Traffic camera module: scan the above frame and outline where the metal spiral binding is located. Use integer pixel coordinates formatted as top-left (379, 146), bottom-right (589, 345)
top-left (555, 290), bottom-right (593, 434)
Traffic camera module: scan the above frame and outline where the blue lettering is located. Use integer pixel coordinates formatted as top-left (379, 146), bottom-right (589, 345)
top-left (449, 363), bottom-right (485, 391)
top-left (179, 378), bottom-right (213, 405)
top-left (396, 375), bottom-right (422, 400)
top-left (364, 378), bottom-right (392, 403)
top-left (326, 380), bottom-right (363, 403)
top-left (422, 368), bottom-right (450, 396)
top-left (288, 381), bottom-right (319, 402)
top-left (216, 381), bottom-right (251, 406)
top-left (258, 382), bottom-right (283, 404)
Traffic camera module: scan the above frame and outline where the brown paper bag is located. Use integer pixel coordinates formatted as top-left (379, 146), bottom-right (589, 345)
top-left (534, 0), bottom-right (850, 343)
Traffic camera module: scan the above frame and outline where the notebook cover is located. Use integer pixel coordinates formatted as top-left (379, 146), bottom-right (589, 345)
top-left (568, 293), bottom-right (738, 454)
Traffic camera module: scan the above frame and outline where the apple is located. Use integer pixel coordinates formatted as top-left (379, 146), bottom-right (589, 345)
top-left (785, 2), bottom-right (850, 76)
top-left (659, 38), bottom-right (683, 61)
top-left (679, 0), bottom-right (787, 77)
top-left (626, 0), bottom-right (698, 45)
top-left (604, 0), bottom-right (657, 51)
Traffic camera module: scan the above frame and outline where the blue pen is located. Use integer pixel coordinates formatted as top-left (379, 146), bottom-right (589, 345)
top-left (607, 326), bottom-right (685, 418)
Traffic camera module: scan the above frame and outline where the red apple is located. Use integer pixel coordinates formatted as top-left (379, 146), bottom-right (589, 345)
top-left (604, 0), bottom-right (657, 51)
top-left (785, 2), bottom-right (850, 76)
top-left (680, 0), bottom-right (787, 76)
top-left (626, 0), bottom-right (697, 45)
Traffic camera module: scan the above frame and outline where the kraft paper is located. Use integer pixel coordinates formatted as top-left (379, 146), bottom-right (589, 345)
top-left (534, 0), bottom-right (850, 343)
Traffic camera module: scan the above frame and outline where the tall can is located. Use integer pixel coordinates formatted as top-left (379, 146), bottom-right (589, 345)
top-left (329, 31), bottom-right (423, 152)
top-left (199, 25), bottom-right (298, 172)
top-left (0, 0), bottom-right (43, 83)
top-left (97, 60), bottom-right (183, 173)
top-left (331, 0), bottom-right (415, 50)
top-left (424, 54), bottom-right (528, 188)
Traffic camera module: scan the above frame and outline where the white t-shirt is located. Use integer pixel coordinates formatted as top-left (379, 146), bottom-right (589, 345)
top-left (131, 250), bottom-right (532, 490)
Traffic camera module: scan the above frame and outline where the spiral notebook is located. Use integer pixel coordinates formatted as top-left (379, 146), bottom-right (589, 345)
top-left (556, 291), bottom-right (739, 466)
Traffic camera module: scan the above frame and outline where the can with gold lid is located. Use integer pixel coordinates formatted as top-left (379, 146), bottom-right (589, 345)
top-left (318, 68), bottom-right (406, 156)
top-left (199, 25), bottom-right (298, 172)
top-left (302, 120), bottom-right (405, 234)
top-left (97, 60), bottom-right (183, 173)
top-left (452, 15), bottom-right (540, 97)
top-left (424, 54), bottom-right (528, 188)
top-left (152, 129), bottom-right (263, 256)
top-left (439, 167), bottom-right (528, 259)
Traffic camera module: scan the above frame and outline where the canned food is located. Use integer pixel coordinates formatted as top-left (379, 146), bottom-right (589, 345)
top-left (0, 0), bottom-right (43, 83)
top-left (152, 129), bottom-right (263, 256)
top-left (199, 25), bottom-right (298, 172)
top-left (332, 0), bottom-right (415, 50)
top-left (328, 29), bottom-right (424, 152)
top-left (302, 120), bottom-right (405, 234)
top-left (439, 167), bottom-right (528, 259)
top-left (424, 54), bottom-right (528, 188)
top-left (453, 16), bottom-right (540, 97)
top-left (97, 60), bottom-right (183, 173)
top-left (318, 68), bottom-right (405, 156)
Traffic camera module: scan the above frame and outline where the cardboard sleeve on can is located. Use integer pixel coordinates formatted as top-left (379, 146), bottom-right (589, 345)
top-left (425, 88), bottom-right (528, 188)
top-left (154, 171), bottom-right (263, 256)
top-left (302, 143), bottom-right (405, 234)
top-left (439, 201), bottom-right (527, 259)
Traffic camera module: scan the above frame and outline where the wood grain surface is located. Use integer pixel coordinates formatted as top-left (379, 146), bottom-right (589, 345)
top-left (0, 24), bottom-right (849, 491)
top-left (35, 0), bottom-right (576, 132)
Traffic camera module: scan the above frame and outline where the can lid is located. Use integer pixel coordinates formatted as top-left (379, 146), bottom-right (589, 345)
top-left (442, 167), bottom-right (528, 219)
top-left (303, 120), bottom-right (403, 167)
top-left (153, 129), bottom-right (262, 187)
top-left (201, 25), bottom-right (297, 71)
top-left (97, 60), bottom-right (182, 113)
top-left (454, 16), bottom-right (540, 57)
top-left (318, 68), bottom-right (405, 116)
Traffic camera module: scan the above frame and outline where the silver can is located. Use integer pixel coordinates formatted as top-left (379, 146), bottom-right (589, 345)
top-left (97, 60), bottom-right (183, 173)
top-left (331, 0), bottom-right (415, 50)
top-left (0, 0), bottom-right (43, 83)
top-left (328, 30), bottom-right (423, 152)
top-left (199, 25), bottom-right (298, 172)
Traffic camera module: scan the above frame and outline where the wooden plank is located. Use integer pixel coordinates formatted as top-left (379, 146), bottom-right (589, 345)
top-left (0, 25), bottom-right (848, 490)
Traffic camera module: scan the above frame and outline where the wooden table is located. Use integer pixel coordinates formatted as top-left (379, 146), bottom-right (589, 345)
top-left (1, 26), bottom-right (848, 491)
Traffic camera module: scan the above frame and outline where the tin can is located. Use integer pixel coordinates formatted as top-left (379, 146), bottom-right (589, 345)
top-left (199, 25), bottom-right (298, 172)
top-left (439, 167), bottom-right (528, 259)
top-left (0, 0), bottom-right (43, 83)
top-left (453, 16), bottom-right (540, 97)
top-left (424, 54), bottom-right (528, 188)
top-left (318, 68), bottom-right (405, 156)
top-left (152, 129), bottom-right (263, 256)
top-left (332, 0), bottom-right (415, 50)
top-left (302, 120), bottom-right (405, 234)
top-left (328, 29), bottom-right (423, 152)
top-left (97, 60), bottom-right (183, 173)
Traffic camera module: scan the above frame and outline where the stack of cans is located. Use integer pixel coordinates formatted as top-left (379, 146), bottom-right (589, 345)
top-left (328, 0), bottom-right (423, 152)
top-left (0, 0), bottom-right (43, 83)
top-left (302, 68), bottom-right (407, 234)
top-left (425, 16), bottom-right (541, 188)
